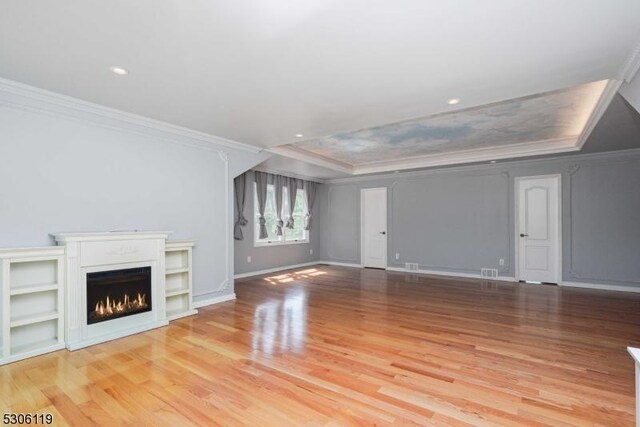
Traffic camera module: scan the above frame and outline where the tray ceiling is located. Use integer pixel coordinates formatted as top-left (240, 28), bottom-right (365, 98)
top-left (277, 80), bottom-right (608, 172)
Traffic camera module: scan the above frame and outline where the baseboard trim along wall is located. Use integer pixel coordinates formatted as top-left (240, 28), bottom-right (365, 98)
top-left (559, 281), bottom-right (640, 293)
top-left (193, 293), bottom-right (237, 308)
top-left (386, 266), bottom-right (517, 282)
top-left (319, 261), bottom-right (364, 268)
top-left (234, 262), bottom-right (320, 279)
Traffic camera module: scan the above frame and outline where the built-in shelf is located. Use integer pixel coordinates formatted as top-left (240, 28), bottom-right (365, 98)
top-left (164, 240), bottom-right (197, 321)
top-left (166, 289), bottom-right (190, 298)
top-left (10, 310), bottom-right (60, 328)
top-left (1, 247), bottom-right (65, 366)
top-left (10, 282), bottom-right (59, 296)
top-left (166, 267), bottom-right (189, 275)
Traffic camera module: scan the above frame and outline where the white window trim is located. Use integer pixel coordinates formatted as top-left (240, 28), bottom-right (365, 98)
top-left (254, 183), bottom-right (309, 247)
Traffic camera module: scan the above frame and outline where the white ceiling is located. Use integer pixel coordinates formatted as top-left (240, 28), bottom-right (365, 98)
top-left (1, 0), bottom-right (640, 153)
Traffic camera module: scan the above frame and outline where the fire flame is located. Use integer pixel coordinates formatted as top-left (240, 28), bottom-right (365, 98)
top-left (95, 293), bottom-right (147, 318)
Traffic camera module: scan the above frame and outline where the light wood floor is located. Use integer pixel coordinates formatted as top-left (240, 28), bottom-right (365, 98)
top-left (2, 265), bottom-right (639, 426)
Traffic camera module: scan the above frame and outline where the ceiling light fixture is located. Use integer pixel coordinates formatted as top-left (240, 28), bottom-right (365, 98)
top-left (490, 160), bottom-right (497, 163)
top-left (447, 98), bottom-right (460, 105)
top-left (109, 66), bottom-right (129, 76)
top-left (295, 134), bottom-right (304, 138)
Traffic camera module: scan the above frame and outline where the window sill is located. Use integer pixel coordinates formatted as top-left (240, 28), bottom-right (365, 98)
top-left (254, 240), bottom-right (310, 248)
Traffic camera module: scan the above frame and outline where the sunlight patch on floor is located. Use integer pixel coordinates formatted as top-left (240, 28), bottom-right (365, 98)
top-left (263, 268), bottom-right (327, 285)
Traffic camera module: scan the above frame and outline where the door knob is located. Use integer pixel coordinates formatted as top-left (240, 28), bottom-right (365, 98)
top-left (380, 231), bottom-right (386, 235)
top-left (520, 233), bottom-right (529, 237)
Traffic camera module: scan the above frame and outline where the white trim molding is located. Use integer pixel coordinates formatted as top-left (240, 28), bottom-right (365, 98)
top-left (326, 147), bottom-right (640, 185)
top-left (576, 79), bottom-right (621, 149)
top-left (193, 293), bottom-right (237, 308)
top-left (559, 281), bottom-right (640, 293)
top-left (319, 261), bottom-right (364, 268)
top-left (354, 137), bottom-right (579, 175)
top-left (0, 77), bottom-right (261, 154)
top-left (268, 145), bottom-right (353, 174)
top-left (234, 262), bottom-right (320, 279)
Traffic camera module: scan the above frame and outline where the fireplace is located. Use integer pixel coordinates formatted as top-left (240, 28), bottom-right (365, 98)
top-left (87, 266), bottom-right (152, 325)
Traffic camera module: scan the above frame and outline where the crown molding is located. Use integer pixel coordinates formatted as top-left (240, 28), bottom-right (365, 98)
top-left (267, 145), bottom-right (353, 174)
top-left (619, 36), bottom-right (640, 82)
top-left (251, 166), bottom-right (326, 184)
top-left (325, 148), bottom-right (640, 184)
top-left (575, 79), bottom-right (621, 150)
top-left (0, 77), bottom-right (262, 154)
top-left (353, 136), bottom-right (579, 175)
top-left (271, 136), bottom-right (586, 176)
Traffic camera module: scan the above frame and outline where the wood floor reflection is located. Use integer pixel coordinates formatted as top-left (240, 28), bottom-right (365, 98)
top-left (2, 265), bottom-right (639, 425)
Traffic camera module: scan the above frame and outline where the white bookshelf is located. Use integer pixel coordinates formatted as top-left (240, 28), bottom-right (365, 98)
top-left (0, 247), bottom-right (66, 365)
top-left (164, 240), bottom-right (197, 321)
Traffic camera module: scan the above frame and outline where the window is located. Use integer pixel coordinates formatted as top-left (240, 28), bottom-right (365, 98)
top-left (255, 184), bottom-right (308, 246)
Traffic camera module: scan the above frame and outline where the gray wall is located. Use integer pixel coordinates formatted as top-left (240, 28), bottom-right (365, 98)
top-left (0, 99), bottom-right (267, 303)
top-left (234, 170), bottom-right (320, 275)
top-left (318, 150), bottom-right (640, 288)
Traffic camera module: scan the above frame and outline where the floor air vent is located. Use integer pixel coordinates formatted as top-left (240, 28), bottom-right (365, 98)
top-left (405, 263), bottom-right (419, 271)
top-left (481, 268), bottom-right (498, 279)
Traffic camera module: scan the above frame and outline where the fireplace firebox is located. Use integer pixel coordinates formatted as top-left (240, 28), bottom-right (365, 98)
top-left (86, 267), bottom-right (152, 325)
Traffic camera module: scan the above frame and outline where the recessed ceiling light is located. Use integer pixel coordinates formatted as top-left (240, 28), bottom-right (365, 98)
top-left (295, 134), bottom-right (304, 138)
top-left (109, 66), bottom-right (129, 76)
top-left (490, 160), bottom-right (497, 163)
top-left (447, 98), bottom-right (460, 105)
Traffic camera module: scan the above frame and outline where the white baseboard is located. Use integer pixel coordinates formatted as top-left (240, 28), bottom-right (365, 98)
top-left (234, 261), bottom-right (320, 279)
top-left (318, 260), bottom-right (363, 268)
top-left (194, 293), bottom-right (237, 308)
top-left (559, 281), bottom-right (640, 293)
top-left (386, 266), bottom-right (516, 282)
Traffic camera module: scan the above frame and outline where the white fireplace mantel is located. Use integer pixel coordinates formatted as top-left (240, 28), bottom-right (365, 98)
top-left (52, 231), bottom-right (172, 350)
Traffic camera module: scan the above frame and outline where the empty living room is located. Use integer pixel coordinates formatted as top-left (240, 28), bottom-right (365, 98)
top-left (2, 1), bottom-right (640, 425)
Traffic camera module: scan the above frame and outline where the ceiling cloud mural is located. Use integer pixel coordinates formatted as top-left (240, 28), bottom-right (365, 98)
top-left (286, 80), bottom-right (607, 166)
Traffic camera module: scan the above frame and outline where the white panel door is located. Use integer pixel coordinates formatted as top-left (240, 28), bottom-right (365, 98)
top-left (361, 188), bottom-right (387, 269)
top-left (517, 176), bottom-right (560, 283)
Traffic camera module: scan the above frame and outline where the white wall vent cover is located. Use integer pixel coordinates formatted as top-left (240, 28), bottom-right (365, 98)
top-left (405, 263), bottom-right (419, 271)
top-left (481, 268), bottom-right (499, 278)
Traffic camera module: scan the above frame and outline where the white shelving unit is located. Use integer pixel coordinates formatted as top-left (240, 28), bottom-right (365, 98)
top-left (164, 240), bottom-right (197, 321)
top-left (0, 247), bottom-right (66, 365)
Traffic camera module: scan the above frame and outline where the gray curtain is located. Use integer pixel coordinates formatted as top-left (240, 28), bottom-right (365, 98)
top-left (254, 171), bottom-right (269, 239)
top-left (285, 177), bottom-right (300, 229)
top-left (303, 180), bottom-right (318, 230)
top-left (273, 175), bottom-right (286, 236)
top-left (233, 172), bottom-right (248, 240)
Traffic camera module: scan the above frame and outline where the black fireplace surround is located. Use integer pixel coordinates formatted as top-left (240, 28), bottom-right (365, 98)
top-left (86, 266), bottom-right (152, 325)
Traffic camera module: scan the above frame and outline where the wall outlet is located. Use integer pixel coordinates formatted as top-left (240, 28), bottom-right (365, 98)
top-left (247, 256), bottom-right (252, 263)
top-left (395, 252), bottom-right (400, 260)
top-left (499, 258), bottom-right (505, 266)
top-left (310, 249), bottom-right (313, 255)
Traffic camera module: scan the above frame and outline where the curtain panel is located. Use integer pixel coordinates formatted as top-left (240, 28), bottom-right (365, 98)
top-left (233, 172), bottom-right (248, 240)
